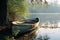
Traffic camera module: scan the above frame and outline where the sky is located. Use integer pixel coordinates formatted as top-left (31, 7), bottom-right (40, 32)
top-left (29, 0), bottom-right (60, 13)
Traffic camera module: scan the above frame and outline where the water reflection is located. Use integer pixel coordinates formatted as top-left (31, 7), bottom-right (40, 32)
top-left (28, 13), bottom-right (60, 40)
top-left (35, 34), bottom-right (50, 40)
top-left (17, 26), bottom-right (60, 40)
top-left (35, 28), bottom-right (60, 40)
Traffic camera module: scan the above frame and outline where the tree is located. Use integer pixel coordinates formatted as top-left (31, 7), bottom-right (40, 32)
top-left (0, 0), bottom-right (29, 39)
top-left (7, 0), bottom-right (28, 21)
top-left (30, 0), bottom-right (48, 6)
top-left (0, 0), bottom-right (8, 26)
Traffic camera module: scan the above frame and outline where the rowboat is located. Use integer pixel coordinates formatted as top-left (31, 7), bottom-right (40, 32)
top-left (12, 18), bottom-right (39, 38)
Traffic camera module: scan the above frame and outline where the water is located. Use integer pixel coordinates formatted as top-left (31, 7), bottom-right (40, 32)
top-left (28, 13), bottom-right (60, 40)
top-left (27, 0), bottom-right (60, 40)
top-left (36, 28), bottom-right (60, 40)
top-left (28, 13), bottom-right (60, 23)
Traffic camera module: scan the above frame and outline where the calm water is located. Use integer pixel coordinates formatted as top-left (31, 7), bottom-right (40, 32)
top-left (27, 0), bottom-right (60, 40)
top-left (28, 13), bottom-right (60, 23)
top-left (28, 13), bottom-right (60, 40)
top-left (36, 28), bottom-right (60, 40)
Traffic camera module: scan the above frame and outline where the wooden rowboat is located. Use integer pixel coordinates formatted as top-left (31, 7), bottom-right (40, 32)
top-left (12, 18), bottom-right (39, 38)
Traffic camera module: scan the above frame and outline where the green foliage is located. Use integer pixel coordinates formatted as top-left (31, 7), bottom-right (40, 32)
top-left (4, 36), bottom-right (9, 40)
top-left (2, 35), bottom-right (15, 40)
top-left (12, 30), bottom-right (20, 36)
top-left (30, 0), bottom-right (48, 7)
top-left (1, 35), bottom-right (10, 40)
top-left (7, 0), bottom-right (28, 21)
top-left (12, 26), bottom-right (20, 36)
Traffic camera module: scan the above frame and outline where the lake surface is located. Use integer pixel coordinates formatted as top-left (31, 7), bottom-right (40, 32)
top-left (36, 28), bottom-right (60, 40)
top-left (28, 13), bottom-right (60, 23)
top-left (27, 0), bottom-right (60, 40)
top-left (28, 13), bottom-right (60, 40)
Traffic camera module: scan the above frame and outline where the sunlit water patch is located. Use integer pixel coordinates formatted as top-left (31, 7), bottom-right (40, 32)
top-left (35, 28), bottom-right (60, 40)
